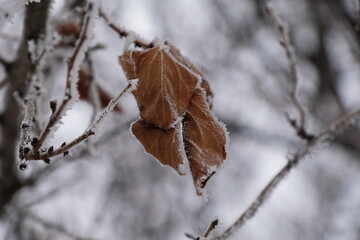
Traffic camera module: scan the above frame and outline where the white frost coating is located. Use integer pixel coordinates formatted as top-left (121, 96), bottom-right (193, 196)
top-left (68, 2), bottom-right (98, 101)
top-left (90, 82), bottom-right (138, 132)
top-left (128, 78), bottom-right (139, 92)
top-left (28, 40), bottom-right (37, 62)
top-left (164, 93), bottom-right (181, 128)
top-left (122, 31), bottom-right (137, 53)
top-left (124, 50), bottom-right (139, 79)
top-left (19, 36), bottom-right (51, 148)
top-left (153, 37), bottom-right (170, 51)
top-left (197, 165), bottom-right (219, 198)
top-left (165, 48), bottom-right (203, 89)
top-left (175, 122), bottom-right (189, 175)
top-left (192, 88), bottom-right (230, 198)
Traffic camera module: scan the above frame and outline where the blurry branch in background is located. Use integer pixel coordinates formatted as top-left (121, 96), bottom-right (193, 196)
top-left (266, 0), bottom-right (313, 141)
top-left (213, 1), bottom-right (360, 239)
top-left (214, 108), bottom-right (360, 239)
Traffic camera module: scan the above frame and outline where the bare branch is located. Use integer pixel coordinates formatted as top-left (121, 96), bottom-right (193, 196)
top-left (36, 3), bottom-right (95, 148)
top-left (185, 218), bottom-right (219, 240)
top-left (265, 0), bottom-right (308, 133)
top-left (99, 9), bottom-right (153, 49)
top-left (18, 47), bottom-right (48, 161)
top-left (214, 109), bottom-right (360, 240)
top-left (22, 81), bottom-right (132, 164)
top-left (90, 83), bottom-right (132, 131)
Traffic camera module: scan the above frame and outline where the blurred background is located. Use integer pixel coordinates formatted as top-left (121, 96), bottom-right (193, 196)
top-left (0, 0), bottom-right (360, 239)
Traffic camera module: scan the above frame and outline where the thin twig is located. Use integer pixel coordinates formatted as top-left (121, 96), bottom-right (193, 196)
top-left (266, 0), bottom-right (308, 132)
top-left (18, 47), bottom-right (49, 161)
top-left (213, 109), bottom-right (360, 240)
top-left (204, 218), bottom-right (219, 238)
top-left (99, 9), bottom-right (153, 49)
top-left (36, 3), bottom-right (94, 148)
top-left (23, 82), bottom-right (132, 163)
top-left (90, 83), bottom-right (131, 131)
top-left (185, 218), bottom-right (219, 240)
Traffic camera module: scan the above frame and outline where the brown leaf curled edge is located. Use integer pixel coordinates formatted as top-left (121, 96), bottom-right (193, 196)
top-left (183, 89), bottom-right (227, 195)
top-left (120, 41), bottom-right (228, 195)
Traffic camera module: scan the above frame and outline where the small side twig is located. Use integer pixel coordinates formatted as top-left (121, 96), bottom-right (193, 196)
top-left (204, 218), bottom-right (219, 238)
top-left (185, 218), bottom-right (219, 240)
top-left (22, 82), bottom-right (132, 164)
top-left (18, 46), bottom-right (49, 161)
top-left (36, 3), bottom-right (95, 148)
top-left (90, 83), bottom-right (132, 131)
top-left (99, 9), bottom-right (153, 49)
top-left (213, 109), bottom-right (360, 240)
top-left (286, 113), bottom-right (314, 141)
top-left (266, 0), bottom-right (309, 135)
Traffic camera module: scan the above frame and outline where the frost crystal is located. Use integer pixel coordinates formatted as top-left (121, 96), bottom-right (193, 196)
top-left (68, 3), bottom-right (98, 101)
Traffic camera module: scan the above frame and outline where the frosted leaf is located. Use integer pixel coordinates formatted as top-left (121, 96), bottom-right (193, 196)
top-left (120, 39), bottom-right (228, 196)
top-left (131, 120), bottom-right (187, 175)
top-left (120, 44), bottom-right (199, 129)
top-left (183, 89), bottom-right (228, 195)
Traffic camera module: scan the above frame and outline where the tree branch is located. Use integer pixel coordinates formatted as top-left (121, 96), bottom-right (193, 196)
top-left (21, 82), bottom-right (132, 164)
top-left (99, 9), bottom-right (153, 49)
top-left (0, 0), bottom-right (52, 216)
top-left (214, 109), bottom-right (360, 240)
top-left (266, 0), bottom-right (309, 138)
top-left (36, 3), bottom-right (95, 149)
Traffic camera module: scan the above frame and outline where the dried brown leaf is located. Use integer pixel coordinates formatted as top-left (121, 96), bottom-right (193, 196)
top-left (56, 21), bottom-right (80, 36)
top-left (77, 66), bottom-right (121, 112)
top-left (168, 44), bottom-right (205, 78)
top-left (120, 45), bottom-right (200, 129)
top-left (131, 120), bottom-right (185, 174)
top-left (119, 51), bottom-right (142, 80)
top-left (183, 89), bottom-right (227, 195)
